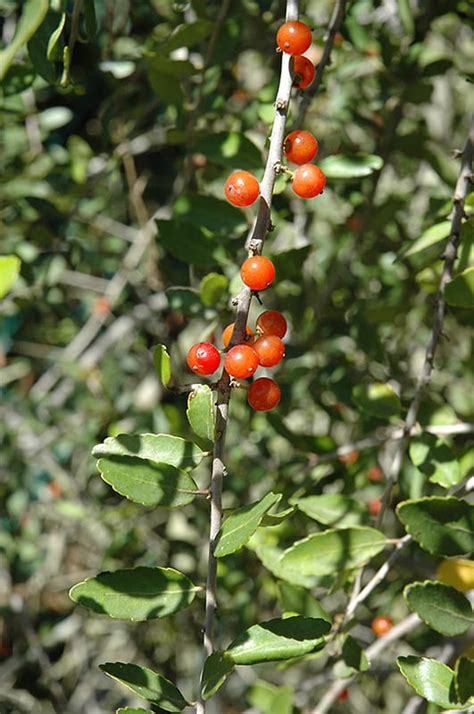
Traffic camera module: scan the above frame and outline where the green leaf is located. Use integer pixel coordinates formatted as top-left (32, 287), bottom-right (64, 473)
top-left (84, 0), bottom-right (97, 39)
top-left (200, 651), bottom-right (234, 701)
top-left (352, 382), bottom-right (401, 419)
top-left (409, 434), bottom-right (462, 488)
top-left (153, 344), bottom-right (172, 387)
top-left (404, 581), bottom-right (473, 636)
top-left (281, 527), bottom-right (387, 577)
top-left (92, 434), bottom-right (205, 470)
top-left (156, 220), bottom-right (218, 268)
top-left (187, 385), bottom-right (215, 444)
top-left (116, 709), bottom-right (154, 714)
top-left (260, 505), bottom-right (296, 527)
top-left (0, 0), bottom-right (49, 81)
top-left (253, 544), bottom-right (318, 588)
top-left (292, 494), bottom-right (365, 527)
top-left (397, 656), bottom-right (471, 709)
top-left (318, 153), bottom-right (383, 179)
top-left (226, 616), bottom-right (330, 665)
top-left (47, 12), bottom-right (66, 61)
top-left (0, 255), bottom-right (21, 299)
top-left (400, 221), bottom-right (451, 259)
top-left (214, 492), bottom-right (282, 557)
top-left (157, 20), bottom-right (213, 53)
top-left (279, 583), bottom-right (331, 621)
top-left (97, 456), bottom-right (198, 507)
top-left (27, 13), bottom-right (59, 83)
top-left (173, 194), bottom-right (246, 236)
top-left (248, 681), bottom-right (293, 714)
top-left (455, 657), bottom-right (474, 703)
top-left (195, 131), bottom-right (262, 170)
top-left (70, 566), bottom-right (198, 620)
top-left (200, 273), bottom-right (229, 307)
top-left (100, 662), bottom-right (190, 711)
top-left (445, 267), bottom-right (474, 308)
top-left (397, 497), bottom-right (474, 556)
top-left (334, 634), bottom-right (370, 678)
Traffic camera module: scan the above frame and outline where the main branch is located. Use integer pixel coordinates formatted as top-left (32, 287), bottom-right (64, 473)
top-left (195, 2), bottom-right (299, 712)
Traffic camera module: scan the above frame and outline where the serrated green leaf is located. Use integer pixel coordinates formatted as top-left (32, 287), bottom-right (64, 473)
top-left (397, 497), bottom-right (474, 556)
top-left (404, 581), bottom-right (473, 636)
top-left (153, 344), bottom-right (172, 387)
top-left (0, 0), bottom-right (49, 81)
top-left (226, 616), bottom-right (330, 665)
top-left (0, 255), bottom-right (21, 299)
top-left (97, 455), bottom-right (198, 507)
top-left (397, 656), bottom-right (471, 709)
top-left (187, 385), bottom-right (215, 444)
top-left (318, 153), bottom-right (383, 179)
top-left (292, 494), bottom-right (365, 527)
top-left (92, 433), bottom-right (205, 470)
top-left (100, 662), bottom-right (190, 711)
top-left (445, 267), bottom-right (474, 308)
top-left (200, 651), bottom-right (234, 700)
top-left (352, 382), bottom-right (401, 419)
top-left (281, 527), bottom-right (387, 577)
top-left (200, 273), bottom-right (229, 307)
top-left (70, 566), bottom-right (198, 620)
top-left (455, 657), bottom-right (474, 703)
top-left (214, 492), bottom-right (282, 557)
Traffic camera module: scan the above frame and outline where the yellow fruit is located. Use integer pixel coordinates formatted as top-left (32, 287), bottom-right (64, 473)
top-left (436, 559), bottom-right (474, 592)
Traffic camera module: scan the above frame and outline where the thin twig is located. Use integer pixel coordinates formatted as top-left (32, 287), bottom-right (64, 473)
top-left (295, 0), bottom-right (349, 126)
top-left (307, 614), bottom-right (422, 714)
top-left (195, 3), bottom-right (299, 712)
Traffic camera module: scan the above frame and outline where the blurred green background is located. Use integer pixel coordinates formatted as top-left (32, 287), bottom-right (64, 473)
top-left (0, 0), bottom-right (473, 712)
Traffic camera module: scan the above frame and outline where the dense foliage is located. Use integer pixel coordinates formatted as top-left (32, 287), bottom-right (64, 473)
top-left (0, 1), bottom-right (473, 713)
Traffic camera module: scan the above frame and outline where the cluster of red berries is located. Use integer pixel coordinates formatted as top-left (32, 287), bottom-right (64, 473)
top-left (224, 21), bottom-right (326, 207)
top-left (187, 20), bottom-right (325, 413)
top-left (187, 302), bottom-right (286, 412)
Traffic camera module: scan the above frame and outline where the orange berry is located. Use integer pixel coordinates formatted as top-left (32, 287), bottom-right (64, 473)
top-left (253, 335), bottom-right (285, 367)
top-left (240, 256), bottom-right (275, 291)
top-left (94, 296), bottom-right (111, 315)
top-left (248, 377), bottom-right (281, 411)
top-left (224, 344), bottom-right (259, 379)
top-left (368, 498), bottom-right (382, 517)
top-left (222, 323), bottom-right (254, 348)
top-left (368, 466), bottom-right (383, 482)
top-left (292, 164), bottom-right (326, 198)
top-left (371, 615), bottom-right (393, 638)
top-left (276, 21), bottom-right (312, 55)
top-left (291, 55), bottom-right (315, 89)
top-left (256, 310), bottom-right (287, 338)
top-left (224, 170), bottom-right (260, 207)
top-left (284, 130), bottom-right (319, 164)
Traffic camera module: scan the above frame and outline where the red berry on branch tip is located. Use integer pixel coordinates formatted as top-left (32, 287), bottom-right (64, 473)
top-left (240, 255), bottom-right (275, 291)
top-left (248, 377), bottom-right (281, 411)
top-left (224, 344), bottom-right (259, 379)
top-left (187, 342), bottom-right (221, 375)
top-left (276, 21), bottom-right (312, 55)
top-left (224, 170), bottom-right (260, 207)
top-left (292, 164), bottom-right (326, 198)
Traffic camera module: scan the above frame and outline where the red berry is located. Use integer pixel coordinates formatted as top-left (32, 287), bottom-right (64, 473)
top-left (368, 498), bottom-right (382, 517)
top-left (338, 450), bottom-right (359, 465)
top-left (253, 335), bottom-right (285, 367)
top-left (224, 344), bottom-right (259, 379)
top-left (240, 256), bottom-right (275, 291)
top-left (187, 342), bottom-right (221, 375)
top-left (256, 310), bottom-right (287, 338)
top-left (292, 164), bottom-right (326, 198)
top-left (248, 377), bottom-right (281, 411)
top-left (338, 689), bottom-right (349, 702)
top-left (222, 323), bottom-right (254, 348)
top-left (291, 55), bottom-right (315, 89)
top-left (276, 21), bottom-right (312, 55)
top-left (371, 615), bottom-right (393, 638)
top-left (284, 130), bottom-right (318, 165)
top-left (224, 170), bottom-right (260, 207)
